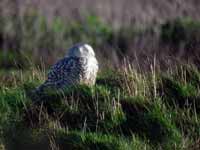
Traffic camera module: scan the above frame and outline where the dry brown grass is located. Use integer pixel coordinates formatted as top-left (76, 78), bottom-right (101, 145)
top-left (2, 0), bottom-right (199, 27)
top-left (0, 0), bottom-right (200, 69)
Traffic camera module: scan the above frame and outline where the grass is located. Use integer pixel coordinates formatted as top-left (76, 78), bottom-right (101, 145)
top-left (0, 63), bottom-right (199, 150)
top-left (0, 4), bottom-right (200, 150)
top-left (4, 127), bottom-right (151, 150)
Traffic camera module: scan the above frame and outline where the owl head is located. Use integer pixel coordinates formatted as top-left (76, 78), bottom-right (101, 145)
top-left (67, 43), bottom-right (95, 58)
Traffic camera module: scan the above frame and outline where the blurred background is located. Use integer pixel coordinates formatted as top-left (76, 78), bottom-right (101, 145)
top-left (0, 0), bottom-right (200, 70)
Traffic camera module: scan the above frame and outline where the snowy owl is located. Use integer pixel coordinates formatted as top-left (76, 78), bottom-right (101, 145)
top-left (34, 43), bottom-right (98, 96)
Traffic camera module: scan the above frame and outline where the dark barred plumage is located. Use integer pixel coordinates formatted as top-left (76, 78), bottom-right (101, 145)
top-left (39, 57), bottom-right (86, 90)
top-left (48, 57), bottom-right (85, 87)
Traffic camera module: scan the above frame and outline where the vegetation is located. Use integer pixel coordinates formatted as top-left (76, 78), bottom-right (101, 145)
top-left (0, 63), bottom-right (199, 150)
top-left (1, 11), bottom-right (200, 70)
top-left (0, 6), bottom-right (200, 150)
top-left (160, 18), bottom-right (200, 58)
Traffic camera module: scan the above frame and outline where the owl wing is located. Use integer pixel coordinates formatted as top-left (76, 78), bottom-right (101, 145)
top-left (31, 57), bottom-right (85, 102)
top-left (44, 57), bottom-right (84, 89)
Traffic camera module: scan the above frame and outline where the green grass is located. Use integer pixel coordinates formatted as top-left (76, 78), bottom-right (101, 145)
top-left (0, 64), bottom-right (200, 150)
top-left (3, 128), bottom-right (151, 150)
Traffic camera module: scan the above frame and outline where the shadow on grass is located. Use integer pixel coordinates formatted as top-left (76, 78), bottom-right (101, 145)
top-left (24, 82), bottom-right (124, 132)
top-left (3, 127), bottom-right (145, 150)
top-left (160, 75), bottom-right (200, 112)
top-left (114, 98), bottom-right (181, 147)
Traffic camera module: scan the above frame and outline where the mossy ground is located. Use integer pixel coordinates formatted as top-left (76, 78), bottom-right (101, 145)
top-left (0, 64), bottom-right (200, 150)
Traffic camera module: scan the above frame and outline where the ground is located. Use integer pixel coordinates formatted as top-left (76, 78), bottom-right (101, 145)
top-left (0, 64), bottom-right (200, 150)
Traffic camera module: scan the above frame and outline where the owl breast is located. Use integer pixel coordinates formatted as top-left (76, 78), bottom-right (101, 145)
top-left (81, 57), bottom-right (98, 85)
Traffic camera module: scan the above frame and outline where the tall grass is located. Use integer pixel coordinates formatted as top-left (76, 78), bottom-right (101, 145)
top-left (0, 61), bottom-right (200, 149)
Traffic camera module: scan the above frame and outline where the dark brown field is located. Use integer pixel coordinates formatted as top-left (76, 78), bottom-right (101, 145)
top-left (0, 0), bottom-right (200, 68)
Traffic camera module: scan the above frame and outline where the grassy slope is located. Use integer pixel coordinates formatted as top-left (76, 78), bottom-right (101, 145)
top-left (0, 64), bottom-right (200, 150)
